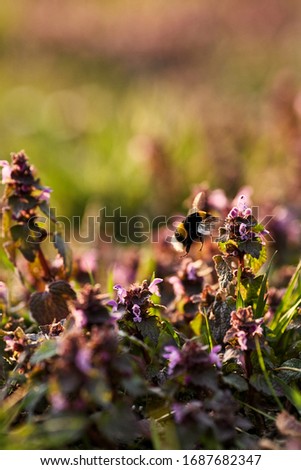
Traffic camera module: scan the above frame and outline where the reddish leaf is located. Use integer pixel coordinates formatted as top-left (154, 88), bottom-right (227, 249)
top-left (29, 280), bottom-right (76, 325)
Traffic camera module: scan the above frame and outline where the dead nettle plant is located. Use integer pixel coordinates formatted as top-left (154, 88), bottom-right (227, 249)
top-left (0, 152), bottom-right (301, 450)
top-left (0, 151), bottom-right (75, 325)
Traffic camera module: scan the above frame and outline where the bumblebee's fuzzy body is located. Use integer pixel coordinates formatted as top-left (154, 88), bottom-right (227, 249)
top-left (174, 210), bottom-right (219, 255)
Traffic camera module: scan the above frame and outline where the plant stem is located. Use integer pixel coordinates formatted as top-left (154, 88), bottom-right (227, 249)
top-left (237, 400), bottom-right (276, 422)
top-left (238, 252), bottom-right (245, 269)
top-left (244, 350), bottom-right (253, 379)
top-left (37, 246), bottom-right (52, 281)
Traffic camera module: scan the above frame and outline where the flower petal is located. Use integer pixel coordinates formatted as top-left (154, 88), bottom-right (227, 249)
top-left (113, 284), bottom-right (127, 302)
top-left (106, 300), bottom-right (118, 312)
top-left (39, 187), bottom-right (52, 202)
top-left (148, 277), bottom-right (163, 295)
top-left (0, 160), bottom-right (11, 184)
top-left (132, 303), bottom-right (142, 323)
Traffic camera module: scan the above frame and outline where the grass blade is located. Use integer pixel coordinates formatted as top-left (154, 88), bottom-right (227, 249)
top-left (255, 250), bottom-right (277, 318)
top-left (270, 259), bottom-right (301, 329)
top-left (255, 336), bottom-right (283, 410)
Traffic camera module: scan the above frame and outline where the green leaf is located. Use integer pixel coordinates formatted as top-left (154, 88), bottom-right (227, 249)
top-left (39, 201), bottom-right (57, 223)
top-left (255, 250), bottom-right (277, 318)
top-left (39, 414), bottom-right (88, 446)
top-left (21, 383), bottom-right (48, 413)
top-left (236, 266), bottom-right (244, 309)
top-left (10, 224), bottom-right (28, 243)
top-left (270, 259), bottom-right (301, 332)
top-left (10, 224), bottom-right (38, 262)
top-left (162, 319), bottom-right (181, 347)
top-left (238, 240), bottom-right (262, 259)
top-left (118, 330), bottom-right (152, 354)
top-left (223, 373), bottom-right (248, 392)
top-left (218, 240), bottom-right (238, 254)
top-left (189, 312), bottom-right (203, 337)
top-left (30, 339), bottom-right (58, 365)
top-left (272, 296), bottom-right (301, 336)
top-left (150, 417), bottom-right (180, 450)
top-left (253, 223), bottom-right (266, 233)
top-left (286, 340), bottom-right (301, 357)
top-left (275, 359), bottom-right (301, 383)
top-left (8, 195), bottom-right (38, 219)
top-left (53, 231), bottom-right (73, 276)
top-left (222, 361), bottom-right (245, 375)
top-left (0, 245), bottom-right (15, 271)
top-left (249, 373), bottom-right (283, 397)
top-left (3, 240), bottom-right (17, 265)
top-left (242, 274), bottom-right (263, 307)
top-left (247, 245), bottom-right (267, 273)
top-left (191, 368), bottom-right (219, 390)
top-left (279, 259), bottom-right (301, 308)
top-left (273, 377), bottom-right (301, 415)
top-left (254, 336), bottom-right (284, 409)
top-left (106, 269), bottom-right (114, 293)
top-left (1, 207), bottom-right (11, 238)
top-left (92, 404), bottom-right (141, 444)
top-left (136, 316), bottom-right (160, 346)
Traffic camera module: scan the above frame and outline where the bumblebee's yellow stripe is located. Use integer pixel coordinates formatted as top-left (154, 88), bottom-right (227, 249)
top-left (175, 222), bottom-right (187, 238)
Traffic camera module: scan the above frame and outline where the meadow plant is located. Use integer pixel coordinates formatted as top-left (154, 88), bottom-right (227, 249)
top-left (0, 152), bottom-right (300, 450)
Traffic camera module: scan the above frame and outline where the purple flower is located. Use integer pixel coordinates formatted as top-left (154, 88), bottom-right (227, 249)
top-left (132, 303), bottom-right (142, 323)
top-left (239, 223), bottom-right (248, 240)
top-left (113, 284), bottom-right (127, 303)
top-left (3, 336), bottom-right (15, 352)
top-left (75, 347), bottom-right (92, 373)
top-left (260, 228), bottom-right (269, 236)
top-left (229, 195), bottom-right (252, 219)
top-left (172, 401), bottom-right (201, 423)
top-left (163, 345), bottom-right (181, 375)
top-left (186, 263), bottom-right (198, 281)
top-left (0, 160), bottom-right (11, 184)
top-left (168, 276), bottom-right (185, 298)
top-left (243, 207), bottom-right (252, 217)
top-left (0, 282), bottom-right (8, 304)
top-left (106, 299), bottom-right (118, 312)
top-left (51, 393), bottom-right (68, 412)
top-left (258, 228), bottom-right (270, 245)
top-left (237, 195), bottom-right (248, 212)
top-left (224, 307), bottom-right (264, 353)
top-left (237, 194), bottom-right (253, 218)
top-left (148, 277), bottom-right (163, 296)
top-left (250, 321), bottom-right (264, 337)
top-left (172, 403), bottom-right (183, 423)
top-left (237, 331), bottom-right (248, 351)
top-left (228, 207), bottom-right (239, 218)
top-left (208, 189), bottom-right (228, 212)
top-left (39, 187), bottom-right (52, 202)
top-left (79, 249), bottom-right (98, 273)
top-left (73, 308), bottom-right (87, 328)
top-left (106, 300), bottom-right (124, 320)
top-left (209, 345), bottom-right (222, 368)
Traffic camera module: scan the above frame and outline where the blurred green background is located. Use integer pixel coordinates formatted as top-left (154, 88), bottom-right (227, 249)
top-left (1, 0), bottom-right (301, 222)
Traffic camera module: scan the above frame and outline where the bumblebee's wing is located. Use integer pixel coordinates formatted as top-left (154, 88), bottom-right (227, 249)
top-left (197, 216), bottom-right (220, 235)
top-left (171, 234), bottom-right (186, 253)
top-left (188, 191), bottom-right (205, 215)
top-left (170, 218), bottom-right (187, 254)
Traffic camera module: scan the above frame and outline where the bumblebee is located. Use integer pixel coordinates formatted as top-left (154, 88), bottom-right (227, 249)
top-left (172, 192), bottom-right (219, 255)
